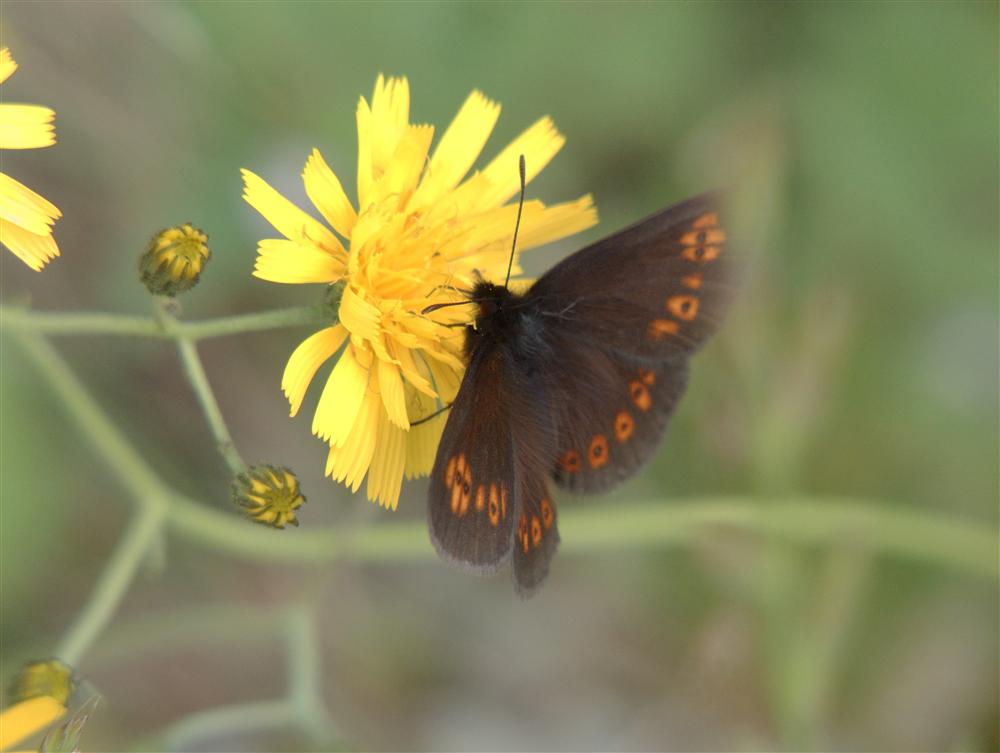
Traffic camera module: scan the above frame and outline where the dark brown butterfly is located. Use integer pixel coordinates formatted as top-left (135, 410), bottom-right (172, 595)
top-left (426, 161), bottom-right (735, 595)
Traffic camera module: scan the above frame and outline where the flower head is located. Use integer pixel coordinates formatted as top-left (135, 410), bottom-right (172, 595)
top-left (0, 48), bottom-right (61, 271)
top-left (232, 465), bottom-right (306, 529)
top-left (243, 75), bottom-right (597, 510)
top-left (139, 223), bottom-right (210, 296)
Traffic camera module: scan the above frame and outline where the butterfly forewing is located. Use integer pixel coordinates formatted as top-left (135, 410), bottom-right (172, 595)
top-left (527, 192), bottom-right (734, 361)
top-left (427, 337), bottom-right (560, 584)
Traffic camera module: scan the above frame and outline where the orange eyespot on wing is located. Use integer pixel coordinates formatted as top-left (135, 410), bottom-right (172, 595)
top-left (682, 245), bottom-right (721, 262)
top-left (614, 410), bottom-right (635, 442)
top-left (648, 318), bottom-right (679, 340)
top-left (679, 212), bottom-right (725, 264)
top-left (558, 449), bottom-right (582, 472)
top-left (588, 434), bottom-right (609, 468)
top-left (475, 485), bottom-right (485, 512)
top-left (638, 368), bottom-right (656, 386)
top-left (682, 273), bottom-right (703, 290)
top-left (540, 498), bottom-right (554, 529)
top-left (488, 487), bottom-right (501, 526)
top-left (531, 516), bottom-right (543, 547)
top-left (629, 380), bottom-right (652, 412)
top-left (692, 212), bottom-right (718, 229)
top-left (666, 295), bottom-right (699, 321)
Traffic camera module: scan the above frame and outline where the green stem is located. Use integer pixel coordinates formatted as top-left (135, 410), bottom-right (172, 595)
top-left (175, 336), bottom-right (247, 474)
top-left (56, 505), bottom-right (165, 665)
top-left (285, 607), bottom-right (339, 745)
top-left (167, 493), bottom-right (998, 581)
top-left (176, 304), bottom-right (328, 340)
top-left (153, 700), bottom-right (295, 751)
top-left (0, 304), bottom-right (328, 341)
top-left (11, 330), bottom-right (164, 502)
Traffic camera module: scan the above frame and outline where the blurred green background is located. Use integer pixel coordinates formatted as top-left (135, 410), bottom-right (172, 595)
top-left (2, 2), bottom-right (997, 751)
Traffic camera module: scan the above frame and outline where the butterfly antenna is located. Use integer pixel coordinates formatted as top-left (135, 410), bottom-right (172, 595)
top-left (503, 154), bottom-right (527, 288)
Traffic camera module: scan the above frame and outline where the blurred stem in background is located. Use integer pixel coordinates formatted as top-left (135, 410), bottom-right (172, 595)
top-left (4, 305), bottom-right (997, 750)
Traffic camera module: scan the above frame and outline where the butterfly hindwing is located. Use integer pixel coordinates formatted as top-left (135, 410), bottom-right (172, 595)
top-left (548, 345), bottom-right (690, 493)
top-left (526, 192), bottom-right (733, 493)
top-left (511, 474), bottom-right (560, 595)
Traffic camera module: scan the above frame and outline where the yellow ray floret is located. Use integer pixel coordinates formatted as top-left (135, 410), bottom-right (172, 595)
top-left (0, 48), bottom-right (62, 270)
top-left (242, 74), bottom-right (598, 510)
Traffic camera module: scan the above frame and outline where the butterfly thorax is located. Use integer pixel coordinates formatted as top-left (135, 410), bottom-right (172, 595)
top-left (464, 280), bottom-right (541, 361)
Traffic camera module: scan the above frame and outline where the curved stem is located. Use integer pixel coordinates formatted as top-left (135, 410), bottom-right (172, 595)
top-left (175, 335), bottom-right (247, 474)
top-left (11, 330), bottom-right (164, 501)
top-left (152, 700), bottom-right (295, 751)
top-left (56, 505), bottom-right (165, 665)
top-left (167, 492), bottom-right (998, 582)
top-left (175, 304), bottom-right (329, 340)
top-left (284, 606), bottom-right (339, 745)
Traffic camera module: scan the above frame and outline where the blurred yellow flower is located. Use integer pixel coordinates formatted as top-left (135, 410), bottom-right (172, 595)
top-left (8, 659), bottom-right (74, 706)
top-left (243, 74), bottom-right (596, 510)
top-left (0, 48), bottom-right (61, 271)
top-left (0, 696), bottom-right (66, 752)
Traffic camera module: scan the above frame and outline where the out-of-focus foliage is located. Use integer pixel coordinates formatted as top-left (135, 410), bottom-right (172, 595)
top-left (1, 3), bottom-right (996, 751)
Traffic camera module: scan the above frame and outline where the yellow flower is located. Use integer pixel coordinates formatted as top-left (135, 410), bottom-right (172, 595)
top-left (0, 48), bottom-right (61, 271)
top-left (0, 696), bottom-right (66, 752)
top-left (243, 75), bottom-right (597, 510)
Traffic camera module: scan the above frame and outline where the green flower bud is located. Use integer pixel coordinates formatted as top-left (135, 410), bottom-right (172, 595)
top-left (8, 658), bottom-right (75, 705)
top-left (139, 223), bottom-right (210, 296)
top-left (232, 465), bottom-right (305, 529)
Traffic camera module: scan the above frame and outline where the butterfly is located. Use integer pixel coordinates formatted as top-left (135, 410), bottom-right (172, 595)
top-left (425, 161), bottom-right (735, 595)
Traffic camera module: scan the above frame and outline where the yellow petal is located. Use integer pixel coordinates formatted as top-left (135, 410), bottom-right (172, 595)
top-left (377, 358), bottom-right (409, 429)
top-left (338, 285), bottom-right (382, 342)
top-left (373, 124), bottom-right (433, 209)
top-left (0, 172), bottom-right (61, 236)
top-left (404, 385), bottom-right (447, 480)
top-left (0, 48), bottom-right (16, 84)
top-left (241, 169), bottom-right (343, 254)
top-left (302, 149), bottom-right (357, 238)
top-left (369, 74), bottom-right (410, 177)
top-left (412, 90), bottom-right (501, 208)
top-left (0, 104), bottom-right (55, 149)
top-left (367, 411), bottom-right (406, 510)
top-left (477, 116), bottom-right (566, 208)
top-left (438, 200), bottom-right (544, 261)
top-left (392, 342), bottom-right (436, 398)
top-left (426, 358), bottom-right (463, 404)
top-left (355, 96), bottom-right (374, 211)
top-left (517, 194), bottom-right (598, 251)
top-left (325, 386), bottom-right (379, 492)
top-left (312, 346), bottom-right (369, 446)
top-left (0, 218), bottom-right (59, 270)
top-left (0, 696), bottom-right (66, 751)
top-left (253, 239), bottom-right (345, 284)
top-left (281, 325), bottom-right (347, 417)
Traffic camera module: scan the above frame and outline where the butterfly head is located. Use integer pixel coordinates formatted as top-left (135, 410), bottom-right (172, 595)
top-left (471, 279), bottom-right (513, 320)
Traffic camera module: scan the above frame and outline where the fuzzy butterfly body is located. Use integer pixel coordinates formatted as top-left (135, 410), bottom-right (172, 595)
top-left (427, 191), bottom-right (734, 595)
